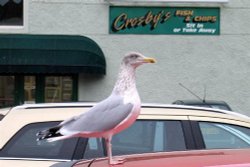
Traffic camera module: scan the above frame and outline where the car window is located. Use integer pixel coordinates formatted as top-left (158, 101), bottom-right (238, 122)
top-left (111, 120), bottom-right (186, 155)
top-left (199, 122), bottom-right (250, 149)
top-left (83, 138), bottom-right (105, 159)
top-left (83, 120), bottom-right (187, 159)
top-left (0, 120), bottom-right (187, 160)
top-left (0, 122), bottom-right (80, 160)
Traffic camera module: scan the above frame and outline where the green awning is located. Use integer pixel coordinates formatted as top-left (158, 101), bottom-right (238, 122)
top-left (0, 34), bottom-right (106, 74)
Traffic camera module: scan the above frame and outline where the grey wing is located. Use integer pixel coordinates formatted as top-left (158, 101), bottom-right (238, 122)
top-left (60, 94), bottom-right (133, 134)
top-left (59, 116), bottom-right (77, 127)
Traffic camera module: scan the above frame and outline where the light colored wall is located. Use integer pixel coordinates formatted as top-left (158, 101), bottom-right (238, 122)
top-left (27, 0), bottom-right (250, 115)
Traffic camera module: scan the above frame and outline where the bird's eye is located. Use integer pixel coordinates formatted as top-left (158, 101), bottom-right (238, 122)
top-left (131, 54), bottom-right (138, 59)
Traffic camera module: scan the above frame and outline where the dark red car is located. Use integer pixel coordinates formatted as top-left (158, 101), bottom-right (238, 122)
top-left (52, 149), bottom-right (250, 167)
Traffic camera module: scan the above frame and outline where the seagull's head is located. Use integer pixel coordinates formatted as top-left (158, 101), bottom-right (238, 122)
top-left (123, 52), bottom-right (156, 68)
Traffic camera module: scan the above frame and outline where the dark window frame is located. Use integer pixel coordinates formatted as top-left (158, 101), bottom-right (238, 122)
top-left (181, 120), bottom-right (198, 150)
top-left (189, 121), bottom-right (206, 149)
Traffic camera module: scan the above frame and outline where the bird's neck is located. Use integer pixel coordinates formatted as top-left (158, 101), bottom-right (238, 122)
top-left (113, 64), bottom-right (137, 95)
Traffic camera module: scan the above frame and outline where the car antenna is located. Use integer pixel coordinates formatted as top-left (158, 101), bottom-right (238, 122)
top-left (179, 83), bottom-right (205, 103)
top-left (203, 85), bottom-right (207, 103)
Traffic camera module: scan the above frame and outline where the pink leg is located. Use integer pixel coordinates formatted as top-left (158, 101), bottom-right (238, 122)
top-left (105, 137), bottom-right (125, 165)
top-left (105, 137), bottom-right (112, 164)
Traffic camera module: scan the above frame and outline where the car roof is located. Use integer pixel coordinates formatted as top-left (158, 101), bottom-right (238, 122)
top-left (2, 102), bottom-right (235, 114)
top-left (70, 149), bottom-right (250, 167)
top-left (7, 102), bottom-right (248, 119)
top-left (0, 103), bottom-right (249, 149)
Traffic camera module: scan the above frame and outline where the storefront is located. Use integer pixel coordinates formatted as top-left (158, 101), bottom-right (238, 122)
top-left (0, 34), bottom-right (106, 107)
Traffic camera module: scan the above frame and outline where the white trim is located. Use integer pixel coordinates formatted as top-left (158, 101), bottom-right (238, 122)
top-left (206, 163), bottom-right (250, 167)
top-left (10, 102), bottom-right (250, 119)
top-left (0, 157), bottom-right (69, 162)
top-left (106, 0), bottom-right (228, 3)
top-left (0, 0), bottom-right (28, 34)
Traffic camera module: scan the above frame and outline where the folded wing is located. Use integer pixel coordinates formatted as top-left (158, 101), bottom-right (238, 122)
top-left (59, 94), bottom-right (133, 135)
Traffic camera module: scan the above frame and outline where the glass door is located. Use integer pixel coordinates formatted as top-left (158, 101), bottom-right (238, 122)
top-left (24, 76), bottom-right (36, 104)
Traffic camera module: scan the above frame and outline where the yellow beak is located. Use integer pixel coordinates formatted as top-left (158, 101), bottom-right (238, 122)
top-left (143, 57), bottom-right (156, 63)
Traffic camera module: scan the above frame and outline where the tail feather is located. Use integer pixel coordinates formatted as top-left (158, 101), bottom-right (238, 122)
top-left (36, 126), bottom-right (62, 141)
top-left (46, 135), bottom-right (73, 142)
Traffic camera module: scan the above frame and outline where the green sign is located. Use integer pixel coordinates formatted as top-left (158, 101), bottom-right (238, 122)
top-left (109, 6), bottom-right (220, 35)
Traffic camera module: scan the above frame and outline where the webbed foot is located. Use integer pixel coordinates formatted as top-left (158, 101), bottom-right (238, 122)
top-left (109, 158), bottom-right (126, 166)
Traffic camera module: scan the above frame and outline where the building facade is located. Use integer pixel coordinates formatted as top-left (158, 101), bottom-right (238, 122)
top-left (0, 0), bottom-right (250, 116)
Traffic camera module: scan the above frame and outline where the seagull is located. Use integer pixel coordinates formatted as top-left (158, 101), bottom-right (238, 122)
top-left (37, 52), bottom-right (156, 165)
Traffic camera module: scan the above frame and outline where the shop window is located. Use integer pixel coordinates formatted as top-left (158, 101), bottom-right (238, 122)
top-left (0, 75), bottom-right (77, 107)
top-left (0, 76), bottom-right (15, 108)
top-left (0, 0), bottom-right (23, 26)
top-left (45, 76), bottom-right (73, 103)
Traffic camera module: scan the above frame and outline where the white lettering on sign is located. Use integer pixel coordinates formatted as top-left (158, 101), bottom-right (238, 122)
top-left (186, 23), bottom-right (196, 28)
top-left (182, 28), bottom-right (197, 33)
top-left (198, 28), bottom-right (216, 33)
top-left (173, 28), bottom-right (181, 32)
top-left (197, 23), bottom-right (204, 28)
